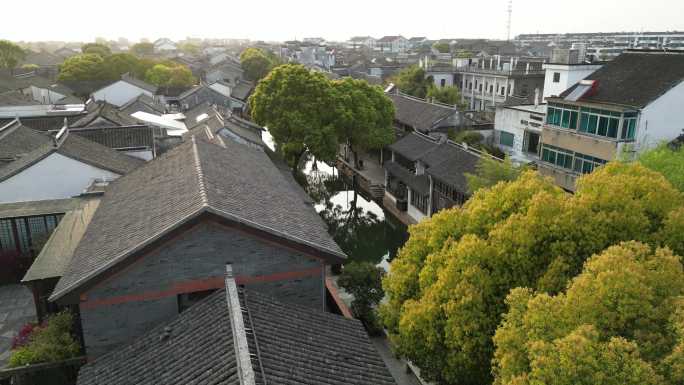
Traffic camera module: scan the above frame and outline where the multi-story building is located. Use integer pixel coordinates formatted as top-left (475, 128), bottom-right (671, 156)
top-left (455, 56), bottom-right (546, 111)
top-left (377, 36), bottom-right (408, 53)
top-left (542, 48), bottom-right (603, 100)
top-left (494, 101), bottom-right (546, 164)
top-left (537, 50), bottom-right (684, 191)
top-left (345, 36), bottom-right (376, 50)
top-left (516, 32), bottom-right (684, 61)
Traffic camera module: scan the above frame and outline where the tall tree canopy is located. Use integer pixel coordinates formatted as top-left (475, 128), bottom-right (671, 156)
top-left (240, 47), bottom-right (277, 81)
top-left (426, 85), bottom-right (466, 108)
top-left (332, 77), bottom-right (394, 167)
top-left (640, 144), bottom-right (684, 192)
top-left (381, 162), bottom-right (684, 385)
top-left (81, 43), bottom-right (111, 57)
top-left (0, 40), bottom-right (25, 71)
top-left (432, 42), bottom-right (451, 53)
top-left (391, 65), bottom-right (432, 99)
top-left (494, 241), bottom-right (684, 385)
top-left (57, 54), bottom-right (106, 82)
top-left (131, 42), bottom-right (155, 56)
top-left (145, 63), bottom-right (195, 88)
top-left (250, 64), bottom-right (338, 164)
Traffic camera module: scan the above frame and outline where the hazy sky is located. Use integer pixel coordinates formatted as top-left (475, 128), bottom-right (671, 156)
top-left (2, 0), bottom-right (683, 43)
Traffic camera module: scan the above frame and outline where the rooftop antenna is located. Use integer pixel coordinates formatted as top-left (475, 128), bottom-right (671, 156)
top-left (506, 0), bottom-right (513, 41)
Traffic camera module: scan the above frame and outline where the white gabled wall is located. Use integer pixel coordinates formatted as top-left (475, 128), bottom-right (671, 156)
top-left (0, 153), bottom-right (120, 203)
top-left (637, 80), bottom-right (684, 152)
top-left (92, 81), bottom-right (154, 107)
top-left (542, 64), bottom-right (602, 100)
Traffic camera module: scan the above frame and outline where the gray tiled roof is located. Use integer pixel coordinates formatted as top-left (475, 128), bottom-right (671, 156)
top-left (0, 130), bottom-right (145, 183)
top-left (231, 81), bottom-right (254, 101)
top-left (0, 90), bottom-right (40, 106)
top-left (387, 93), bottom-right (457, 133)
top-left (76, 289), bottom-right (239, 385)
top-left (71, 102), bottom-right (139, 128)
top-left (118, 94), bottom-right (165, 115)
top-left (76, 286), bottom-right (396, 385)
top-left (50, 134), bottom-right (345, 301)
top-left (69, 125), bottom-right (155, 150)
top-left (0, 198), bottom-right (79, 220)
top-left (388, 131), bottom-right (439, 161)
top-left (0, 120), bottom-right (52, 161)
top-left (120, 73), bottom-right (158, 94)
top-left (557, 50), bottom-right (684, 108)
top-left (387, 132), bottom-right (482, 193)
top-left (22, 197), bottom-right (101, 282)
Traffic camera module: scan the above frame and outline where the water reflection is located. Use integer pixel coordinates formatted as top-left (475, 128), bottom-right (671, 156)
top-left (297, 155), bottom-right (408, 269)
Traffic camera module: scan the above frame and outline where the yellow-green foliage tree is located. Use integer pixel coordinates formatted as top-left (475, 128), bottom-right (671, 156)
top-left (381, 163), bottom-right (684, 385)
top-left (145, 63), bottom-right (195, 88)
top-left (493, 242), bottom-right (684, 385)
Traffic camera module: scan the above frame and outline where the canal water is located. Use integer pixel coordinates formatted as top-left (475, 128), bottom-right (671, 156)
top-left (262, 130), bottom-right (408, 269)
top-left (296, 155), bottom-right (408, 270)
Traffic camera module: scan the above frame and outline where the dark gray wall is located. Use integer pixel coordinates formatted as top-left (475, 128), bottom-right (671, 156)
top-left (80, 220), bottom-right (325, 357)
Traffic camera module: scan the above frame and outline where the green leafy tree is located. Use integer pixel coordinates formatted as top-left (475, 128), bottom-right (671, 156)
top-left (8, 311), bottom-right (81, 367)
top-left (339, 261), bottom-right (386, 334)
top-left (493, 241), bottom-right (684, 385)
top-left (332, 77), bottom-right (395, 168)
top-left (240, 47), bottom-right (276, 81)
top-left (391, 65), bottom-right (432, 99)
top-left (0, 40), bottom-right (25, 72)
top-left (639, 144), bottom-right (684, 192)
top-left (432, 42), bottom-right (451, 53)
top-left (81, 43), bottom-right (111, 57)
top-left (466, 155), bottom-right (523, 194)
top-left (178, 42), bottom-right (201, 56)
top-left (426, 85), bottom-right (466, 108)
top-left (57, 54), bottom-right (105, 82)
top-left (249, 64), bottom-right (339, 165)
top-left (100, 53), bottom-right (140, 81)
top-left (381, 162), bottom-right (684, 385)
top-left (131, 42), bottom-right (155, 56)
top-left (145, 63), bottom-right (195, 88)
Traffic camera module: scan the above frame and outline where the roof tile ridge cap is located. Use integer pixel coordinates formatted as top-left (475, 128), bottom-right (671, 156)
top-left (225, 265), bottom-right (257, 385)
top-left (191, 135), bottom-right (209, 207)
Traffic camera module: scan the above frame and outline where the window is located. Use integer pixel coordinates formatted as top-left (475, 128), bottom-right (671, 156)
top-left (547, 103), bottom-right (579, 129)
top-left (0, 220), bottom-right (15, 254)
top-left (440, 78), bottom-right (446, 87)
top-left (500, 131), bottom-right (515, 147)
top-left (578, 107), bottom-right (625, 139)
top-left (178, 290), bottom-right (216, 313)
top-left (541, 144), bottom-right (573, 169)
top-left (410, 189), bottom-right (429, 215)
top-left (490, 85), bottom-right (494, 93)
top-left (573, 153), bottom-right (607, 174)
top-left (621, 112), bottom-right (638, 140)
top-left (553, 72), bottom-right (561, 83)
top-left (530, 115), bottom-right (544, 122)
top-left (501, 86), bottom-right (506, 95)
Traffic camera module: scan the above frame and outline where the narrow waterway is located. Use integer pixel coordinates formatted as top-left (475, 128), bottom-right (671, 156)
top-left (297, 155), bottom-right (408, 269)
top-left (261, 130), bottom-right (408, 268)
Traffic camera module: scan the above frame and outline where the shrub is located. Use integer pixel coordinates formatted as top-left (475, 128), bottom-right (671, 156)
top-left (11, 322), bottom-right (39, 350)
top-left (338, 261), bottom-right (386, 335)
top-left (8, 311), bottom-right (81, 368)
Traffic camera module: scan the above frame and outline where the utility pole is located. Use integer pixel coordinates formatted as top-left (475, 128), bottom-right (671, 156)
top-left (506, 0), bottom-right (513, 41)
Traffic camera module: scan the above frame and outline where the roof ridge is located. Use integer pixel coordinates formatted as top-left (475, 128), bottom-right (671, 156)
top-left (191, 136), bottom-right (209, 206)
top-left (225, 265), bottom-right (257, 385)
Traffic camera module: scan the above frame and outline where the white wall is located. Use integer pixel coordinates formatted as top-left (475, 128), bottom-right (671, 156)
top-left (92, 81), bottom-right (154, 107)
top-left (26, 86), bottom-right (66, 104)
top-left (0, 153), bottom-right (120, 203)
top-left (542, 64), bottom-right (602, 100)
top-left (431, 73), bottom-right (453, 88)
top-left (124, 149), bottom-right (154, 161)
top-left (637, 80), bottom-right (684, 151)
top-left (494, 105), bottom-right (545, 163)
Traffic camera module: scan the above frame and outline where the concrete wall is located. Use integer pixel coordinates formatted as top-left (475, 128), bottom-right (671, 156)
top-left (79, 221), bottom-right (325, 357)
top-left (638, 80), bottom-right (684, 151)
top-left (0, 153), bottom-right (120, 204)
top-left (541, 125), bottom-right (617, 160)
top-left (542, 64), bottom-right (602, 100)
top-left (92, 81), bottom-right (154, 107)
top-left (494, 106), bottom-right (544, 163)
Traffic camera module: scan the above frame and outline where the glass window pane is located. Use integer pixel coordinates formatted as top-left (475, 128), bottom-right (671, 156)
top-left (500, 132), bottom-right (514, 146)
top-left (0, 220), bottom-right (15, 253)
top-left (561, 110), bottom-right (571, 128)
top-left (608, 118), bottom-right (619, 138)
top-left (570, 111), bottom-right (578, 129)
top-left (588, 115), bottom-right (598, 134)
top-left (15, 219), bottom-right (29, 254)
top-left (597, 117), bottom-right (608, 136)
